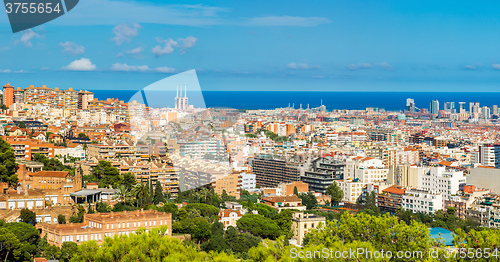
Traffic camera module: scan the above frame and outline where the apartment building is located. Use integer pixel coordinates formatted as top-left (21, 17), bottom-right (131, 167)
top-left (387, 165), bottom-right (426, 188)
top-left (240, 172), bottom-right (256, 191)
top-left (252, 154), bottom-right (303, 188)
top-left (214, 172), bottom-right (241, 199)
top-left (381, 146), bottom-right (419, 166)
top-left (419, 167), bottom-right (466, 200)
top-left (2, 83), bottom-right (13, 108)
top-left (78, 90), bottom-right (94, 110)
top-left (377, 185), bottom-right (406, 214)
top-left (338, 180), bottom-right (366, 203)
top-left (402, 189), bottom-right (443, 214)
top-left (291, 212), bottom-right (326, 246)
top-left (39, 210), bottom-right (172, 247)
top-left (3, 136), bottom-right (55, 160)
top-left (177, 139), bottom-right (225, 160)
top-left (300, 157), bottom-right (344, 194)
top-left (87, 142), bottom-right (153, 160)
top-left (120, 160), bottom-right (179, 198)
top-left (344, 156), bottom-right (388, 183)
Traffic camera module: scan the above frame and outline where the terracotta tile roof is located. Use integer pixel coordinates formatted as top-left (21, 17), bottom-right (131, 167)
top-left (263, 195), bottom-right (301, 203)
top-left (219, 209), bottom-right (242, 218)
top-left (382, 185), bottom-right (406, 195)
top-left (30, 171), bottom-right (69, 178)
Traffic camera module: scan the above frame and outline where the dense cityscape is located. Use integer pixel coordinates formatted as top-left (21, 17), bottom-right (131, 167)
top-left (0, 82), bottom-right (499, 261)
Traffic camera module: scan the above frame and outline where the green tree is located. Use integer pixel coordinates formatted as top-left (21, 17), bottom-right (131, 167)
top-left (325, 181), bottom-right (343, 206)
top-left (92, 161), bottom-right (121, 188)
top-left (96, 202), bottom-right (111, 213)
top-left (159, 203), bottom-right (178, 219)
top-left (60, 241), bottom-right (78, 261)
top-left (57, 214), bottom-right (66, 224)
top-left (133, 183), bottom-right (149, 208)
top-left (70, 226), bottom-right (236, 261)
top-left (19, 208), bottom-right (36, 224)
top-left (0, 221), bottom-right (42, 261)
top-left (251, 203), bottom-right (278, 219)
top-left (274, 209), bottom-right (293, 238)
top-left (293, 186), bottom-right (299, 196)
top-left (69, 205), bottom-right (86, 223)
top-left (18, 122), bottom-right (26, 129)
top-left (153, 181), bottom-right (165, 204)
top-left (113, 185), bottom-right (133, 204)
top-left (77, 133), bottom-right (89, 139)
top-left (361, 190), bottom-right (380, 216)
top-left (0, 137), bottom-right (18, 187)
top-left (299, 192), bottom-right (318, 210)
top-left (0, 228), bottom-right (22, 262)
top-left (236, 214), bottom-right (281, 240)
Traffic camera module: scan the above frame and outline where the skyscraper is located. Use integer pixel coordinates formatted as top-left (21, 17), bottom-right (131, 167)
top-left (405, 98), bottom-right (415, 113)
top-left (444, 102), bottom-right (455, 113)
top-left (2, 83), bottom-right (14, 108)
top-left (458, 102), bottom-right (466, 113)
top-left (430, 100), bottom-right (439, 115)
top-left (470, 102), bottom-right (480, 118)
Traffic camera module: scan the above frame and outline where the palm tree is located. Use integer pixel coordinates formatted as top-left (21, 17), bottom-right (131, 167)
top-left (113, 185), bottom-right (132, 204)
top-left (133, 183), bottom-right (148, 208)
top-left (199, 187), bottom-right (209, 204)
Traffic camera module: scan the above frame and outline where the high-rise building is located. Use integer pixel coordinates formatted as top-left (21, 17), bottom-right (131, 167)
top-left (2, 83), bottom-right (14, 108)
top-left (470, 102), bottom-right (480, 118)
top-left (78, 90), bottom-right (94, 110)
top-left (493, 105), bottom-right (499, 116)
top-left (405, 98), bottom-right (415, 113)
top-left (13, 87), bottom-right (24, 105)
top-left (458, 102), bottom-right (466, 113)
top-left (430, 100), bottom-right (439, 115)
top-left (252, 154), bottom-right (302, 188)
top-left (482, 106), bottom-right (491, 119)
top-left (444, 102), bottom-right (455, 113)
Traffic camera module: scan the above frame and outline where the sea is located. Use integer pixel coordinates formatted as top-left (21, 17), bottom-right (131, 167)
top-left (88, 90), bottom-right (500, 112)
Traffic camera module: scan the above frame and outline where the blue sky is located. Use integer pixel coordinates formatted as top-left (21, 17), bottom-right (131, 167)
top-left (1, 0), bottom-right (500, 91)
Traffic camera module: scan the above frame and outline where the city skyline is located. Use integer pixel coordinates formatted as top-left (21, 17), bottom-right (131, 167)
top-left (2, 1), bottom-right (500, 91)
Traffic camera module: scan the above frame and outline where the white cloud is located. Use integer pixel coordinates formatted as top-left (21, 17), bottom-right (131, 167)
top-left (0, 69), bottom-right (12, 73)
top-left (152, 36), bottom-right (198, 56)
top-left (117, 47), bottom-right (143, 58)
top-left (492, 64), bottom-right (500, 70)
top-left (287, 62), bottom-right (320, 70)
top-left (111, 63), bottom-right (150, 72)
top-left (60, 41), bottom-right (86, 55)
top-left (465, 63), bottom-right (482, 70)
top-left (0, 46), bottom-right (10, 52)
top-left (178, 36), bottom-right (198, 54)
top-left (375, 62), bottom-right (394, 71)
top-left (152, 38), bottom-right (178, 57)
top-left (245, 16), bottom-right (331, 27)
top-left (112, 23), bottom-right (141, 45)
top-left (155, 66), bottom-right (176, 73)
top-left (63, 58), bottom-right (96, 71)
top-left (20, 29), bottom-right (41, 47)
top-left (347, 63), bottom-right (373, 70)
